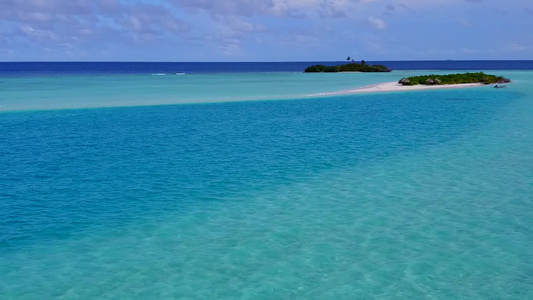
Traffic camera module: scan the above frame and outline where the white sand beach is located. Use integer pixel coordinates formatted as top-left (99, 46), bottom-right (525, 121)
top-left (334, 81), bottom-right (486, 96)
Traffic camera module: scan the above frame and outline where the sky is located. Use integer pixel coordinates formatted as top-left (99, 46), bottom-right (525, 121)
top-left (0, 0), bottom-right (532, 61)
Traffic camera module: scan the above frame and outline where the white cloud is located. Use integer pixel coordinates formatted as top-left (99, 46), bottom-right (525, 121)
top-left (461, 47), bottom-right (479, 54)
top-left (0, 0), bottom-right (190, 49)
top-left (216, 42), bottom-right (246, 57)
top-left (458, 18), bottom-right (471, 27)
top-left (505, 43), bottom-right (526, 52)
top-left (367, 17), bottom-right (386, 29)
top-left (172, 0), bottom-right (299, 17)
top-left (0, 0), bottom-right (531, 61)
top-left (20, 25), bottom-right (60, 42)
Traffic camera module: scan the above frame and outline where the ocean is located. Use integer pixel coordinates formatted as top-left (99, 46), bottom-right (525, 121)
top-left (1, 61), bottom-right (532, 299)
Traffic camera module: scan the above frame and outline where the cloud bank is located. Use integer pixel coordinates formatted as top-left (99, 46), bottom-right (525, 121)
top-left (0, 0), bottom-right (531, 61)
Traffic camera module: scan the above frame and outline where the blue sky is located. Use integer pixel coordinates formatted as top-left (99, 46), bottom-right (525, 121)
top-left (0, 0), bottom-right (532, 61)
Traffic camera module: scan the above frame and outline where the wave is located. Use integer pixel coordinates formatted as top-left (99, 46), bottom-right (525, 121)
top-left (150, 73), bottom-right (185, 76)
top-left (306, 92), bottom-right (331, 97)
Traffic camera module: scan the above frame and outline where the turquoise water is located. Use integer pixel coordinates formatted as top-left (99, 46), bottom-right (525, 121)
top-left (0, 70), bottom-right (514, 111)
top-left (0, 70), bottom-right (532, 299)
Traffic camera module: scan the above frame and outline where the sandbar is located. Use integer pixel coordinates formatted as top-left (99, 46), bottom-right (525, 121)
top-left (314, 82), bottom-right (486, 97)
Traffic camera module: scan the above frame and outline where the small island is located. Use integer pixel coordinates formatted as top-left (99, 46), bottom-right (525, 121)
top-left (305, 60), bottom-right (391, 73)
top-left (398, 72), bottom-right (511, 86)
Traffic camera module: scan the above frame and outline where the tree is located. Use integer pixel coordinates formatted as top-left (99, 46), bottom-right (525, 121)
top-left (347, 56), bottom-right (351, 61)
top-left (361, 60), bottom-right (366, 65)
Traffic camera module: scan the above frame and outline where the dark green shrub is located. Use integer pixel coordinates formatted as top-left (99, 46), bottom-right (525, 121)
top-left (304, 62), bottom-right (391, 73)
top-left (399, 72), bottom-right (511, 86)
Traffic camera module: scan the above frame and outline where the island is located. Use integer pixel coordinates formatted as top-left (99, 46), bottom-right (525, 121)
top-left (309, 71), bottom-right (512, 97)
top-left (398, 72), bottom-right (511, 86)
top-left (305, 60), bottom-right (391, 73)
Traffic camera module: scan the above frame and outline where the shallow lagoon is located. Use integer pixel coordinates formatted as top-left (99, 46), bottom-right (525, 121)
top-left (0, 70), bottom-right (524, 111)
top-left (1, 66), bottom-right (532, 299)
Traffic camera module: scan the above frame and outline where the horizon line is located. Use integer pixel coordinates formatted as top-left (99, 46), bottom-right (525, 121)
top-left (1, 59), bottom-right (532, 63)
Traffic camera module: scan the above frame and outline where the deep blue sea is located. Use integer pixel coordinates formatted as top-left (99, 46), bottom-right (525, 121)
top-left (1, 60), bottom-right (533, 76)
top-left (1, 61), bottom-right (532, 299)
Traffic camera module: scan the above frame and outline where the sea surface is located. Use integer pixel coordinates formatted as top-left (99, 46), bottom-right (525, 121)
top-left (0, 61), bottom-right (532, 299)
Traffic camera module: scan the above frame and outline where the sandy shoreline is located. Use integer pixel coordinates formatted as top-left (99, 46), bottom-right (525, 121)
top-left (312, 81), bottom-right (487, 97)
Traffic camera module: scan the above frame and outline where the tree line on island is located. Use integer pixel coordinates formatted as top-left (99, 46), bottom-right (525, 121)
top-left (398, 72), bottom-right (511, 86)
top-left (304, 58), bottom-right (511, 87)
top-left (305, 57), bottom-right (391, 73)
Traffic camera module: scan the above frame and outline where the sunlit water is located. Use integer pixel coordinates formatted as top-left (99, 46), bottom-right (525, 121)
top-left (0, 67), bottom-right (532, 299)
top-left (0, 70), bottom-right (519, 111)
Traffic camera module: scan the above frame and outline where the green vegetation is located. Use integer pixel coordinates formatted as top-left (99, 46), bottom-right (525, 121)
top-left (399, 72), bottom-right (511, 86)
top-left (305, 62), bottom-right (391, 73)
